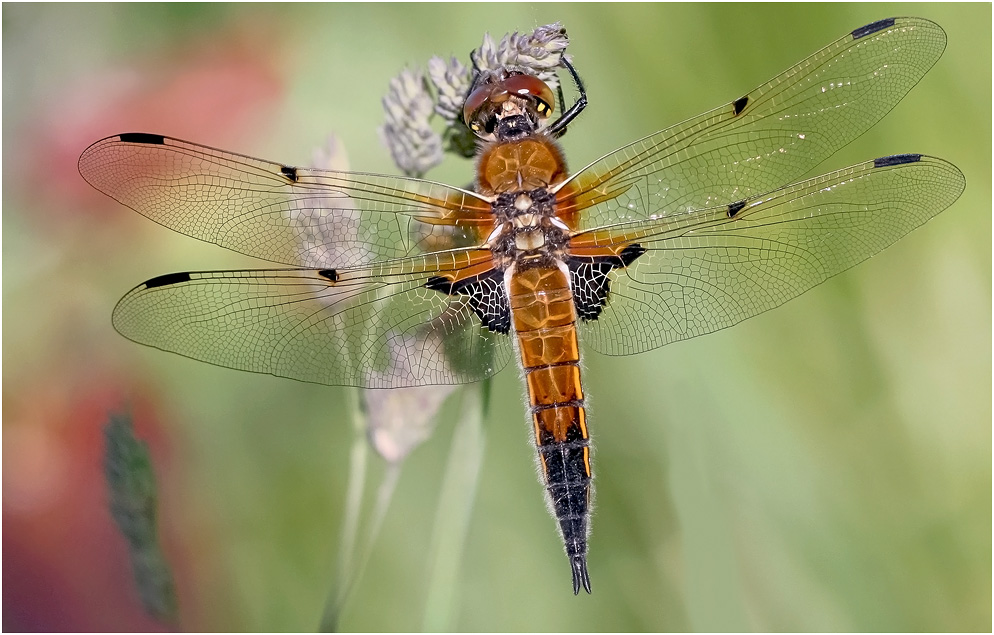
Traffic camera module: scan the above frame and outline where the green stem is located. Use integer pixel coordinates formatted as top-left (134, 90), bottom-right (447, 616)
top-left (421, 385), bottom-right (486, 631)
top-left (319, 389), bottom-right (368, 632)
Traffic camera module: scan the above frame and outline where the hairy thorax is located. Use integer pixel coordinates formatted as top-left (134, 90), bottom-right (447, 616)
top-left (477, 136), bottom-right (568, 196)
top-left (479, 136), bottom-right (571, 270)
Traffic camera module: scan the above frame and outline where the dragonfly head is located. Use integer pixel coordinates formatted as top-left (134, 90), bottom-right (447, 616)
top-left (463, 70), bottom-right (555, 142)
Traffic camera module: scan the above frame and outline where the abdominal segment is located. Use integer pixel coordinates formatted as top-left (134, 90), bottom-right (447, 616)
top-left (506, 262), bottom-right (593, 593)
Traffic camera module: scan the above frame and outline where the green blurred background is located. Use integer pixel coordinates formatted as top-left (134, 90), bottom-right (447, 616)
top-left (3, 3), bottom-right (990, 631)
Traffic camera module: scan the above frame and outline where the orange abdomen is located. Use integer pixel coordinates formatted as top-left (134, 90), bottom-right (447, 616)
top-left (506, 263), bottom-right (591, 587)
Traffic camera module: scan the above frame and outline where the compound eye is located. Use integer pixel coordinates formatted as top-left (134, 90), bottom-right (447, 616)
top-left (463, 83), bottom-right (495, 135)
top-left (501, 74), bottom-right (555, 119)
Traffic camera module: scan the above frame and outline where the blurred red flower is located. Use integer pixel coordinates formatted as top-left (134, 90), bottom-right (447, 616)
top-left (18, 23), bottom-right (286, 220)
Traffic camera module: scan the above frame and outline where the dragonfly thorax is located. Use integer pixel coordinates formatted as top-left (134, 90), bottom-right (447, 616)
top-left (476, 135), bottom-right (568, 196)
top-left (488, 187), bottom-right (569, 267)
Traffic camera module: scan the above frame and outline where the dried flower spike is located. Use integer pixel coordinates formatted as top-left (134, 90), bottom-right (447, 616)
top-left (379, 69), bottom-right (443, 177)
top-left (381, 23), bottom-right (570, 173)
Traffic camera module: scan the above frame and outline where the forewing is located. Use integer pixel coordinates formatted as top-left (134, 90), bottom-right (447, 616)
top-left (572, 155), bottom-right (964, 356)
top-left (556, 18), bottom-right (947, 228)
top-left (79, 134), bottom-right (493, 268)
top-left (112, 249), bottom-right (512, 387)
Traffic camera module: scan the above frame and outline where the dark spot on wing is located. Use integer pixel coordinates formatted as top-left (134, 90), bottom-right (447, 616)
top-left (619, 244), bottom-right (646, 266)
top-left (570, 259), bottom-right (612, 320)
top-left (568, 245), bottom-right (645, 321)
top-left (318, 269), bottom-right (339, 283)
top-left (144, 272), bottom-right (191, 289)
top-left (425, 269), bottom-right (509, 333)
top-left (280, 165), bottom-right (298, 182)
top-left (852, 18), bottom-right (896, 40)
top-left (727, 199), bottom-right (747, 218)
top-left (119, 133), bottom-right (165, 145)
top-left (425, 275), bottom-right (453, 293)
top-left (732, 95), bottom-right (749, 116)
top-left (874, 153), bottom-right (922, 168)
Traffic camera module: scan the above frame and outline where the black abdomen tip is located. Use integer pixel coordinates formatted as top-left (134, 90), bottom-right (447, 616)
top-left (571, 556), bottom-right (592, 595)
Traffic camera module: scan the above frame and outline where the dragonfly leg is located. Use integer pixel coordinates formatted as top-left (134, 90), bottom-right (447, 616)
top-left (546, 58), bottom-right (587, 138)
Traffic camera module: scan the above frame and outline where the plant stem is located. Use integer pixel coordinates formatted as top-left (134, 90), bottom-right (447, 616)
top-left (421, 385), bottom-right (486, 631)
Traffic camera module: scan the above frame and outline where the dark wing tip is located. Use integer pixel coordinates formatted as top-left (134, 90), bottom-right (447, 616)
top-left (118, 132), bottom-right (166, 145)
top-left (873, 153), bottom-right (922, 168)
top-left (143, 272), bottom-right (192, 289)
top-left (570, 556), bottom-right (591, 595)
top-left (79, 133), bottom-right (165, 181)
top-left (851, 17), bottom-right (897, 40)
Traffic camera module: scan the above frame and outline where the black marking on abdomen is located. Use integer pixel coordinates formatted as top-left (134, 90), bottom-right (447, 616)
top-left (535, 423), bottom-right (588, 446)
top-left (732, 95), bottom-right (749, 115)
top-left (874, 153), bottom-right (922, 168)
top-left (536, 438), bottom-right (589, 452)
top-left (532, 399), bottom-right (585, 412)
top-left (119, 133), bottom-right (165, 145)
top-left (852, 18), bottom-right (896, 39)
top-left (727, 199), bottom-right (747, 218)
top-left (531, 395), bottom-right (592, 594)
top-left (541, 441), bottom-right (591, 594)
top-left (541, 442), bottom-right (590, 482)
top-left (318, 269), bottom-right (339, 283)
top-left (144, 272), bottom-right (191, 289)
top-left (280, 165), bottom-right (299, 182)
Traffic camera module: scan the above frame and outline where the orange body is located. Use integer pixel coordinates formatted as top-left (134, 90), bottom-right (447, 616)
top-left (507, 263), bottom-right (590, 448)
top-left (480, 135), bottom-right (593, 582)
top-left (506, 261), bottom-right (592, 583)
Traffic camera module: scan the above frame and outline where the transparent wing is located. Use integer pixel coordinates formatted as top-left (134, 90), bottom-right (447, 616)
top-left (555, 17), bottom-right (947, 229)
top-left (112, 249), bottom-right (512, 387)
top-left (571, 155), bottom-right (964, 356)
top-left (79, 134), bottom-right (494, 268)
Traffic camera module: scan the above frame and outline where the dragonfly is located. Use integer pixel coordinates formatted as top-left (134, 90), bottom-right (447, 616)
top-left (79, 17), bottom-right (964, 595)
